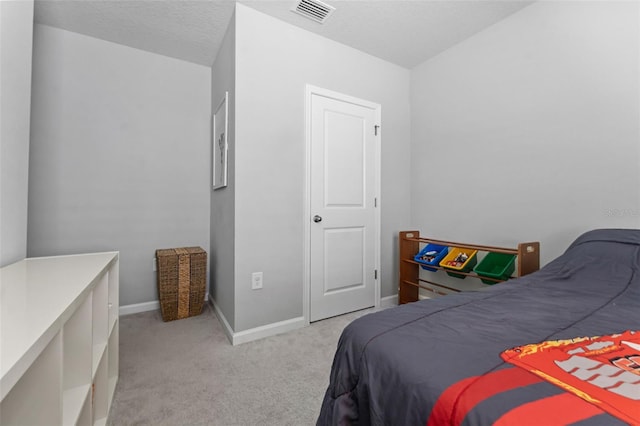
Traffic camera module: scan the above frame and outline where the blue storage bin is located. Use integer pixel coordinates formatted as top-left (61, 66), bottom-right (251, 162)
top-left (414, 244), bottom-right (449, 271)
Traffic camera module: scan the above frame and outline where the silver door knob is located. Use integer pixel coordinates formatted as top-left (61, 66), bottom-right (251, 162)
top-left (313, 215), bottom-right (322, 223)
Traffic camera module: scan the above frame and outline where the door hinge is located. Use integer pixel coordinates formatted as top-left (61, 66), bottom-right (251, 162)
top-left (374, 125), bottom-right (380, 136)
top-left (374, 197), bottom-right (377, 207)
top-left (374, 270), bottom-right (378, 280)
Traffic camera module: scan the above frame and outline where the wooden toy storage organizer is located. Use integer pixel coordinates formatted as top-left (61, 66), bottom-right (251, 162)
top-left (399, 231), bottom-right (540, 304)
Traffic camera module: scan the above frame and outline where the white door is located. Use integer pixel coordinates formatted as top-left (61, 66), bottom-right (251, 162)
top-left (308, 88), bottom-right (379, 322)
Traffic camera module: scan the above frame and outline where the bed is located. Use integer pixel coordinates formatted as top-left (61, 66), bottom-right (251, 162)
top-left (317, 229), bottom-right (640, 425)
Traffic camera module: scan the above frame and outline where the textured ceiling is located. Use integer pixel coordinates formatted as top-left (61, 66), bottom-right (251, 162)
top-left (243, 0), bottom-right (533, 68)
top-left (34, 0), bottom-right (236, 66)
top-left (34, 0), bottom-right (534, 69)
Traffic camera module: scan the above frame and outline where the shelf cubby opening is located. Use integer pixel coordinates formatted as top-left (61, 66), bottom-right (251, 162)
top-left (0, 332), bottom-right (63, 425)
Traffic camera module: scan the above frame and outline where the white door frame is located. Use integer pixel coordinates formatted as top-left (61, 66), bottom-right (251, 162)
top-left (303, 84), bottom-right (381, 324)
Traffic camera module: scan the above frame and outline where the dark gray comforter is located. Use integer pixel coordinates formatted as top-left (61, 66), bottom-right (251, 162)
top-left (317, 229), bottom-right (640, 425)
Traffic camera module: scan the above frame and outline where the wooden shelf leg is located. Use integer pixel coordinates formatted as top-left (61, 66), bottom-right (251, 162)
top-left (517, 242), bottom-right (540, 277)
top-left (399, 231), bottom-right (420, 304)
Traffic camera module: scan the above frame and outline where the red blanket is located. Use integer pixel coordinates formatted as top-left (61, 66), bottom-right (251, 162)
top-left (501, 330), bottom-right (640, 425)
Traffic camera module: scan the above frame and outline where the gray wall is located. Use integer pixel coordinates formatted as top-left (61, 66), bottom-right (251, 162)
top-left (410, 1), bottom-right (640, 266)
top-left (28, 25), bottom-right (212, 306)
top-left (0, 0), bottom-right (34, 267)
top-left (210, 13), bottom-right (236, 329)
top-left (233, 4), bottom-right (411, 331)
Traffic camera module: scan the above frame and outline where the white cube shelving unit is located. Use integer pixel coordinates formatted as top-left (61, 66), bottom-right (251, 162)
top-left (0, 252), bottom-right (119, 426)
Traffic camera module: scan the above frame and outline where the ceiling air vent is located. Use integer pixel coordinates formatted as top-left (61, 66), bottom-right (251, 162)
top-left (291, 0), bottom-right (335, 24)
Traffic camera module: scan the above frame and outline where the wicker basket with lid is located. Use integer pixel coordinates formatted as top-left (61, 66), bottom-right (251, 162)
top-left (156, 247), bottom-right (206, 321)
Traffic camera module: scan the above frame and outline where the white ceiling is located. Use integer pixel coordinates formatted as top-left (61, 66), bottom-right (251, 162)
top-left (34, 0), bottom-right (534, 69)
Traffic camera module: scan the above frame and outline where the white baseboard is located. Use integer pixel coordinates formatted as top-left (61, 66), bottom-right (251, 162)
top-left (379, 294), bottom-right (398, 308)
top-left (208, 294), bottom-right (307, 345)
top-left (233, 316), bottom-right (307, 345)
top-left (208, 295), bottom-right (234, 343)
top-left (120, 293), bottom-right (210, 316)
top-left (119, 300), bottom-right (159, 316)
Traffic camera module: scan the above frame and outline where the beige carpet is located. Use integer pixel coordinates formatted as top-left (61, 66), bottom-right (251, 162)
top-left (107, 303), bottom-right (374, 425)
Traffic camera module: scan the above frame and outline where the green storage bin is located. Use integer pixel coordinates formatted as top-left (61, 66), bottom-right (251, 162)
top-left (473, 252), bottom-right (516, 284)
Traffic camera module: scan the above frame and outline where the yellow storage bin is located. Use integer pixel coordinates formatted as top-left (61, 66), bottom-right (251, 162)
top-left (439, 247), bottom-right (478, 279)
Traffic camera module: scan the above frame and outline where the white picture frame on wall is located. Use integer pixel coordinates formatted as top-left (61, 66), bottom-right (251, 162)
top-left (212, 91), bottom-right (228, 190)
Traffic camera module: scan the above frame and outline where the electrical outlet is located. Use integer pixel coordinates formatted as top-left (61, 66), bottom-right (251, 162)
top-left (251, 272), bottom-right (263, 290)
